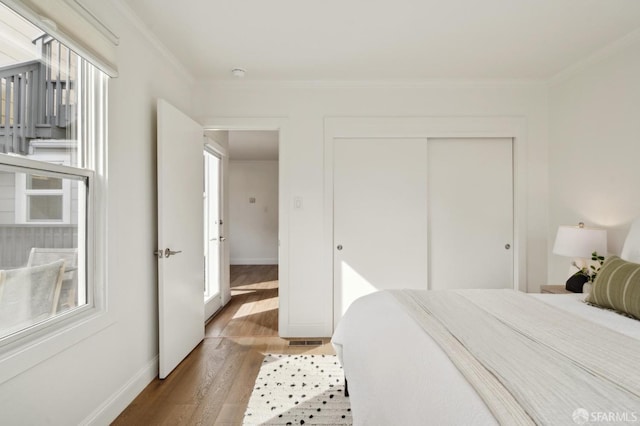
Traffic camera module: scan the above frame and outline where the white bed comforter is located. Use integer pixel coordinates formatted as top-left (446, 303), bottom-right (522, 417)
top-left (331, 291), bottom-right (640, 426)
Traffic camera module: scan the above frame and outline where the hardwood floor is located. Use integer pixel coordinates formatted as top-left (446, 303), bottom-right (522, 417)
top-left (112, 265), bottom-right (334, 426)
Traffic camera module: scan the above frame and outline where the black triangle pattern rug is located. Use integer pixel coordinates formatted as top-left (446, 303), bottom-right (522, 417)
top-left (243, 354), bottom-right (353, 425)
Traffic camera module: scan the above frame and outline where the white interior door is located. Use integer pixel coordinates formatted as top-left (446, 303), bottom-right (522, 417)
top-left (204, 148), bottom-right (222, 319)
top-left (427, 138), bottom-right (513, 290)
top-left (333, 138), bottom-right (428, 324)
top-left (157, 99), bottom-right (204, 379)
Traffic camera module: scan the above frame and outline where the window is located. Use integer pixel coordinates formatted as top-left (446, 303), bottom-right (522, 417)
top-left (0, 4), bottom-right (107, 345)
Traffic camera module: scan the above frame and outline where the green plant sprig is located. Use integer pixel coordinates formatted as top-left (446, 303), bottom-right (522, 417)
top-left (572, 251), bottom-right (605, 282)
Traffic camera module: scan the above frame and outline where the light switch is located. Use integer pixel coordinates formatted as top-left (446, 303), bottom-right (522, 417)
top-left (294, 196), bottom-right (303, 210)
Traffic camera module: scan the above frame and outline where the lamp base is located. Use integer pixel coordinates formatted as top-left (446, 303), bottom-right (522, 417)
top-left (565, 272), bottom-right (588, 293)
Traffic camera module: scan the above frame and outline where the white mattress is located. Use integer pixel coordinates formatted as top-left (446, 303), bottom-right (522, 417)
top-left (331, 291), bottom-right (640, 426)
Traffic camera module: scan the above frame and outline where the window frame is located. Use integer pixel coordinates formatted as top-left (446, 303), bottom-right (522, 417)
top-left (0, 146), bottom-right (110, 385)
top-left (0, 27), bottom-right (109, 385)
top-left (0, 155), bottom-right (94, 342)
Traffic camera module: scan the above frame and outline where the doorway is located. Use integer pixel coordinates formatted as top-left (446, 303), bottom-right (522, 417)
top-left (203, 129), bottom-right (280, 326)
top-left (228, 131), bottom-right (279, 267)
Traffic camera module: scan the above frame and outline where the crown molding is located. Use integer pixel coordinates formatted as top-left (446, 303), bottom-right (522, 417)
top-left (62, 0), bottom-right (119, 45)
top-left (197, 78), bottom-right (546, 90)
top-left (549, 27), bottom-right (640, 87)
top-left (110, 0), bottom-right (195, 84)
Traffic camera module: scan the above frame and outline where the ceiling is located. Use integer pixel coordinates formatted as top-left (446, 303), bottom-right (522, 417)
top-left (228, 131), bottom-right (279, 161)
top-left (121, 0), bottom-right (640, 81)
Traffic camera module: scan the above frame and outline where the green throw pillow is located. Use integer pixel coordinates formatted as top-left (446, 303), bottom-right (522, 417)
top-left (586, 256), bottom-right (640, 320)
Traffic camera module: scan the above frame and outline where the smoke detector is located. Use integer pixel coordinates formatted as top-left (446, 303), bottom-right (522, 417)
top-left (231, 68), bottom-right (246, 78)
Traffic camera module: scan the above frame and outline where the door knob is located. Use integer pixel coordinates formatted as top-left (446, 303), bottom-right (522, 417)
top-left (337, 244), bottom-right (343, 251)
top-left (220, 236), bottom-right (226, 242)
top-left (164, 248), bottom-right (182, 257)
top-left (505, 244), bottom-right (511, 250)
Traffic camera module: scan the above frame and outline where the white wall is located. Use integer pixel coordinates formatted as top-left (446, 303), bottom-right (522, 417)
top-left (0, 1), bottom-right (195, 424)
top-left (548, 37), bottom-right (640, 283)
top-left (194, 81), bottom-right (549, 336)
top-left (229, 161), bottom-right (279, 265)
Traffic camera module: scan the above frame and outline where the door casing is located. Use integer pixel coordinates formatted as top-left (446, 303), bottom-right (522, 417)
top-left (200, 120), bottom-right (289, 332)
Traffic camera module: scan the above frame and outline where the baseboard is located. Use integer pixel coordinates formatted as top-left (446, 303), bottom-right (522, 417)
top-left (231, 258), bottom-right (278, 265)
top-left (80, 355), bottom-right (158, 425)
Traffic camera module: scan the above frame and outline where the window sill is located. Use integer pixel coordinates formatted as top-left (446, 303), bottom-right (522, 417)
top-left (0, 305), bottom-right (115, 385)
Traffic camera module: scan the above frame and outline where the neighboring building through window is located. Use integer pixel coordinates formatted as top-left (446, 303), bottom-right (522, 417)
top-left (0, 3), bottom-right (107, 343)
top-left (14, 147), bottom-right (74, 224)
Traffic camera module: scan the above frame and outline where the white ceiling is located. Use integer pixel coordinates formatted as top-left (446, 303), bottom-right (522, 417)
top-left (122, 0), bottom-right (640, 81)
top-left (228, 131), bottom-right (279, 161)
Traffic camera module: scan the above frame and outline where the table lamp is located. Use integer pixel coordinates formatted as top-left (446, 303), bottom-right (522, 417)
top-left (553, 222), bottom-right (607, 292)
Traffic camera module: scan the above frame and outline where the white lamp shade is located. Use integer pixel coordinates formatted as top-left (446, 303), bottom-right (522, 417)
top-left (553, 225), bottom-right (607, 258)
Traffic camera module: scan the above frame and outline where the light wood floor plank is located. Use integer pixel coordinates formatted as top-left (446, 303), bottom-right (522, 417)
top-left (112, 265), bottom-right (335, 426)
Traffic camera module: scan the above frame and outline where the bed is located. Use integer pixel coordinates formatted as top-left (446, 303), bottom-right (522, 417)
top-left (331, 220), bottom-right (640, 425)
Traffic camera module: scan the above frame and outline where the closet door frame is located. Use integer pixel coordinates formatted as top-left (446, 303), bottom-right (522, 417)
top-left (323, 116), bottom-right (527, 330)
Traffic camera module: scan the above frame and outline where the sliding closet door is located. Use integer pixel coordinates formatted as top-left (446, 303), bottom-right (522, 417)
top-left (427, 138), bottom-right (514, 290)
top-left (333, 138), bottom-right (428, 323)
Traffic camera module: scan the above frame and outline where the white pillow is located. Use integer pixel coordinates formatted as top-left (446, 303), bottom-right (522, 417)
top-left (621, 218), bottom-right (640, 263)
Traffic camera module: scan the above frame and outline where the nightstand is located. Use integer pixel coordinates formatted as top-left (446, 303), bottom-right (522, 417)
top-left (540, 285), bottom-right (573, 294)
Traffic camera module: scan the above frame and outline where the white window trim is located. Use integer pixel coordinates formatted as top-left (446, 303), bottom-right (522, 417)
top-left (0, 153), bottom-right (111, 385)
top-left (2, 156), bottom-right (93, 338)
top-left (0, 1), bottom-right (110, 381)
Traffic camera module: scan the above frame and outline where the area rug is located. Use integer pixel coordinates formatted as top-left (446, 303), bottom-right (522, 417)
top-left (243, 354), bottom-right (353, 425)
